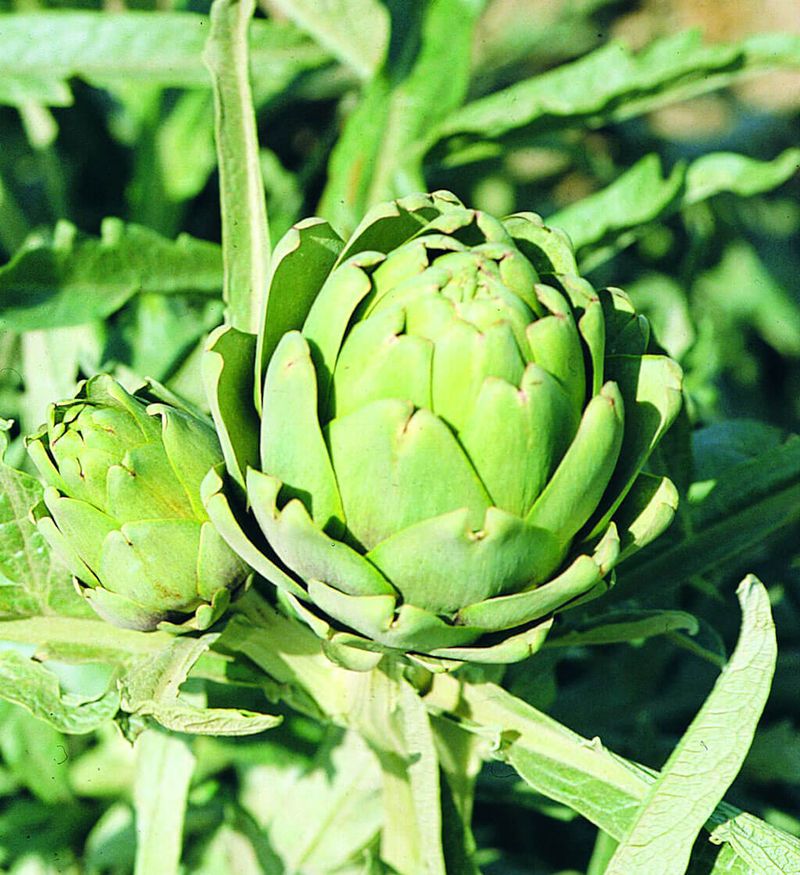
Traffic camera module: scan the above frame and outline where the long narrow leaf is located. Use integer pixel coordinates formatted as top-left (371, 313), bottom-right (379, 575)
top-left (605, 576), bottom-right (776, 874)
top-left (431, 31), bottom-right (800, 159)
top-left (0, 12), bottom-right (329, 107)
top-left (204, 0), bottom-right (270, 332)
top-left (424, 577), bottom-right (797, 875)
top-left (133, 730), bottom-right (196, 875)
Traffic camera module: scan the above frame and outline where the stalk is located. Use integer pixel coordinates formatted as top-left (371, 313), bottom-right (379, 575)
top-left (203, 0), bottom-right (270, 333)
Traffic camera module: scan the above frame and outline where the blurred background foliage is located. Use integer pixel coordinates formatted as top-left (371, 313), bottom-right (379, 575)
top-left (0, 0), bottom-right (799, 872)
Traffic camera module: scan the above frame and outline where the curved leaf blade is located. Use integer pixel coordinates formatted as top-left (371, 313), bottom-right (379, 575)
top-left (605, 576), bottom-right (776, 875)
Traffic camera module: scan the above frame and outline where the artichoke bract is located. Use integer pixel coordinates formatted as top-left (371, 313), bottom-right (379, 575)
top-left (204, 191), bottom-right (683, 666)
top-left (26, 375), bottom-right (250, 632)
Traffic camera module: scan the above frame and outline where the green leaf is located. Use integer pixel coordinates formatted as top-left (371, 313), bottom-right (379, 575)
top-left (424, 595), bottom-right (798, 875)
top-left (685, 148), bottom-right (800, 205)
top-left (239, 728), bottom-right (382, 873)
top-left (216, 593), bottom-right (352, 721)
top-left (547, 609), bottom-right (699, 647)
top-left (133, 729), bottom-right (196, 875)
top-left (319, 0), bottom-right (486, 232)
top-left (267, 0), bottom-right (389, 79)
top-left (743, 721), bottom-right (800, 786)
top-left (0, 12), bottom-right (329, 108)
top-left (548, 149), bottom-right (800, 266)
top-left (114, 295), bottom-right (221, 386)
top-left (618, 428), bottom-right (800, 598)
top-left (0, 421), bottom-right (85, 618)
top-left (705, 805), bottom-right (800, 875)
top-left (694, 240), bottom-right (800, 358)
top-left (0, 650), bottom-right (120, 735)
top-left (549, 154), bottom-right (684, 254)
top-left (431, 30), bottom-right (800, 157)
top-left (605, 576), bottom-right (776, 874)
top-left (393, 677), bottom-right (449, 875)
top-left (0, 220), bottom-right (223, 332)
top-left (148, 702), bottom-right (281, 736)
top-left (204, 0), bottom-right (270, 333)
top-left (341, 660), bottom-right (448, 875)
top-left (0, 173), bottom-right (29, 254)
top-left (19, 326), bottom-right (99, 437)
top-left (0, 702), bottom-right (73, 803)
top-left (202, 326), bottom-right (260, 489)
top-left (121, 635), bottom-right (280, 736)
top-left (587, 831), bottom-right (619, 875)
top-left (191, 823), bottom-right (268, 875)
top-left (433, 716), bottom-right (483, 875)
top-left (0, 616), bottom-right (171, 666)
top-left (155, 90), bottom-right (217, 204)
top-left (69, 725), bottom-right (136, 799)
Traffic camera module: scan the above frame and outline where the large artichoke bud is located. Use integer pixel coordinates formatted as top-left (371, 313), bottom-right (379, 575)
top-left (26, 375), bottom-right (250, 631)
top-left (205, 191), bottom-right (683, 666)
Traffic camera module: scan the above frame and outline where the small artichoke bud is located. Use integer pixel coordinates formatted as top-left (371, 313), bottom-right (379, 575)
top-left (26, 375), bottom-right (249, 632)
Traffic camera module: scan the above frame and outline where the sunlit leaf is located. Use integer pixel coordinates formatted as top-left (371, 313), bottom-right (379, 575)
top-left (0, 12), bottom-right (329, 107)
top-left (0, 220), bottom-right (223, 332)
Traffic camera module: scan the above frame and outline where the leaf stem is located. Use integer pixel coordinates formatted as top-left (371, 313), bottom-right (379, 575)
top-left (203, 0), bottom-right (270, 333)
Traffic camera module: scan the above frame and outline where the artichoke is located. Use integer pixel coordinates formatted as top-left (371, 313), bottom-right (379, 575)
top-left (205, 191), bottom-right (683, 665)
top-left (27, 375), bottom-right (250, 631)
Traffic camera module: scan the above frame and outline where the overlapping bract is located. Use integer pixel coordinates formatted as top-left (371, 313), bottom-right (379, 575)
top-left (205, 191), bottom-right (683, 665)
top-left (27, 375), bottom-right (249, 631)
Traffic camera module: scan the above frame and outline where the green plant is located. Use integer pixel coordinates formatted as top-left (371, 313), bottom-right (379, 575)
top-left (205, 191), bottom-right (682, 665)
top-left (26, 375), bottom-right (249, 631)
top-left (0, 1), bottom-right (797, 873)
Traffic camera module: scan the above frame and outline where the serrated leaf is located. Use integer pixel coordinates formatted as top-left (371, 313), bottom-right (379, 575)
top-left (120, 635), bottom-right (280, 737)
top-left (0, 420), bottom-right (85, 618)
top-left (605, 576), bottom-right (776, 874)
top-left (0, 12), bottom-right (329, 107)
top-left (431, 30), bottom-right (800, 156)
top-left (0, 220), bottom-right (223, 332)
top-left (0, 650), bottom-right (120, 735)
top-left (425, 600), bottom-right (798, 875)
top-left (549, 149), bottom-right (800, 266)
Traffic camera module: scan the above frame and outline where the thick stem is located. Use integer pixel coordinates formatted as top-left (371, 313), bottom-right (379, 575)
top-left (219, 596), bottom-right (455, 874)
top-left (203, 0), bottom-right (270, 333)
